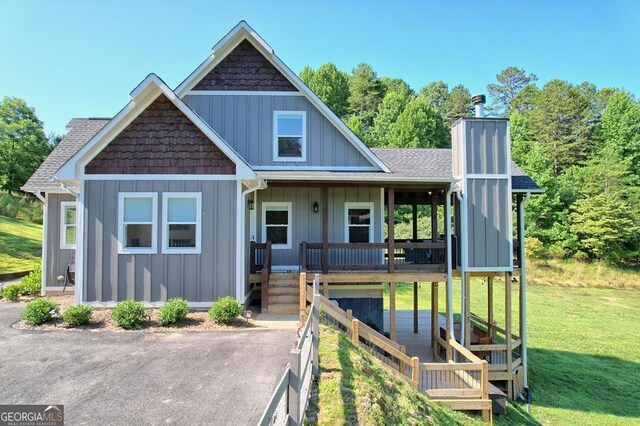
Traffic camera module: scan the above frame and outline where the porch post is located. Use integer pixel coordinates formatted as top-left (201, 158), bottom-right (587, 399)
top-left (413, 202), bottom-right (418, 334)
top-left (464, 272), bottom-right (471, 348)
top-left (387, 187), bottom-right (395, 273)
top-left (431, 281), bottom-right (438, 358)
top-left (487, 276), bottom-right (494, 340)
top-left (390, 281), bottom-right (396, 341)
top-left (431, 193), bottom-right (438, 241)
top-left (505, 272), bottom-right (513, 371)
top-left (322, 186), bottom-right (329, 274)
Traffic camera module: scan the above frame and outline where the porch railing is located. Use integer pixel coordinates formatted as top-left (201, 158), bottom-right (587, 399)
top-left (468, 313), bottom-right (522, 373)
top-left (300, 240), bottom-right (447, 273)
top-left (250, 241), bottom-right (272, 312)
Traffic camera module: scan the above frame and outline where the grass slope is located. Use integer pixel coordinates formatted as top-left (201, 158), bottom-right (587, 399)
top-left (307, 324), bottom-right (483, 425)
top-left (383, 270), bottom-right (640, 425)
top-left (0, 215), bottom-right (42, 274)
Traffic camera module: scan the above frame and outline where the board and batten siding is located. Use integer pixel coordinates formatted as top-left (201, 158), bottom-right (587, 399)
top-left (183, 94), bottom-right (373, 168)
top-left (45, 193), bottom-right (76, 287)
top-left (256, 186), bottom-right (383, 267)
top-left (83, 180), bottom-right (236, 303)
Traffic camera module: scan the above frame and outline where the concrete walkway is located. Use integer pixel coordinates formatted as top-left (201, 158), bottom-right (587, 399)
top-left (383, 310), bottom-right (446, 362)
top-left (0, 301), bottom-right (296, 425)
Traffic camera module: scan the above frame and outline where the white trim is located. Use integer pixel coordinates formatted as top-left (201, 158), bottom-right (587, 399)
top-left (118, 192), bottom-right (158, 255)
top-left (161, 192), bottom-right (202, 254)
top-left (84, 174), bottom-right (241, 181)
top-left (506, 122), bottom-right (514, 271)
top-left (466, 174), bottom-right (509, 179)
top-left (257, 173), bottom-right (454, 183)
top-left (75, 182), bottom-right (85, 305)
top-left (186, 90), bottom-right (303, 97)
top-left (174, 22), bottom-right (389, 173)
top-left (41, 193), bottom-right (48, 296)
top-left (262, 201), bottom-right (292, 249)
top-left (44, 286), bottom-right (74, 293)
top-left (84, 301), bottom-right (215, 309)
top-left (252, 165), bottom-right (379, 172)
top-left (465, 267), bottom-right (514, 272)
top-left (59, 201), bottom-right (77, 250)
top-left (273, 111), bottom-right (307, 162)
top-left (512, 188), bottom-right (544, 194)
top-left (55, 73), bottom-right (256, 182)
top-left (344, 202), bottom-right (374, 243)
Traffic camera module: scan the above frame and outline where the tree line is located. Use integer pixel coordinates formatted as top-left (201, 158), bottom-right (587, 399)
top-left (300, 63), bottom-right (640, 266)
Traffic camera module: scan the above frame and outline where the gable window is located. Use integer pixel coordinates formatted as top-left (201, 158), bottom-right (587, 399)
top-left (162, 193), bottom-right (202, 254)
top-left (273, 111), bottom-right (306, 162)
top-left (118, 193), bottom-right (157, 254)
top-left (345, 202), bottom-right (374, 243)
top-left (60, 201), bottom-right (76, 249)
top-left (262, 202), bottom-right (292, 249)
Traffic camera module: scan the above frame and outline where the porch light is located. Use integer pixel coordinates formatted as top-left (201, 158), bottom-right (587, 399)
top-left (248, 198), bottom-right (254, 210)
top-left (313, 201), bottom-right (319, 213)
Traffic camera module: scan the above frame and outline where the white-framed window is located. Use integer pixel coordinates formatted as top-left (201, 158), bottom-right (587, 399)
top-left (273, 111), bottom-right (306, 162)
top-left (162, 192), bottom-right (202, 254)
top-left (344, 202), bottom-right (374, 243)
top-left (118, 192), bottom-right (158, 254)
top-left (262, 202), bottom-right (292, 249)
top-left (60, 201), bottom-right (77, 249)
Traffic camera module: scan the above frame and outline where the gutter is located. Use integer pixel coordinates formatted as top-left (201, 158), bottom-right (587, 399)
top-left (455, 190), bottom-right (467, 346)
top-left (445, 183), bottom-right (455, 343)
top-left (519, 192), bottom-right (532, 405)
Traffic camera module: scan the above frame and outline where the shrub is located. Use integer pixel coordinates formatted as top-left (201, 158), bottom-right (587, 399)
top-left (0, 191), bottom-right (43, 223)
top-left (573, 251), bottom-right (589, 263)
top-left (157, 298), bottom-right (189, 326)
top-left (525, 237), bottom-right (546, 259)
top-left (22, 298), bottom-right (58, 325)
top-left (111, 300), bottom-right (146, 329)
top-left (2, 283), bottom-right (23, 302)
top-left (548, 245), bottom-right (567, 259)
top-left (208, 296), bottom-right (242, 325)
top-left (62, 304), bottom-right (93, 327)
top-left (20, 265), bottom-right (42, 296)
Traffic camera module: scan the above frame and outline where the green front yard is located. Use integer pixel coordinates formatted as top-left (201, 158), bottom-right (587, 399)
top-left (384, 276), bottom-right (640, 425)
top-left (0, 215), bottom-right (42, 274)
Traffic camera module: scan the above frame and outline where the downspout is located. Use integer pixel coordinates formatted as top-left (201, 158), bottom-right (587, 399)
top-left (520, 192), bottom-right (532, 404)
top-left (455, 190), bottom-right (467, 346)
top-left (238, 179), bottom-right (266, 303)
top-left (445, 184), bottom-right (455, 341)
top-left (33, 191), bottom-right (47, 296)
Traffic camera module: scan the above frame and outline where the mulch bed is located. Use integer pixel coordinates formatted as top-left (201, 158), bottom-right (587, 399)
top-left (11, 295), bottom-right (258, 332)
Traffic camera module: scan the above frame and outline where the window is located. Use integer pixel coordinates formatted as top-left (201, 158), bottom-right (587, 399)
top-left (345, 202), bottom-right (374, 243)
top-left (273, 111), bottom-right (306, 161)
top-left (60, 201), bottom-right (76, 249)
top-left (118, 193), bottom-right (157, 254)
top-left (262, 202), bottom-right (292, 249)
top-left (162, 193), bottom-right (202, 254)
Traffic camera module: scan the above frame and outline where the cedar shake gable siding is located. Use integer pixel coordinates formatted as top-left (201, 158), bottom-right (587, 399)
top-left (192, 40), bottom-right (297, 91)
top-left (85, 95), bottom-right (236, 175)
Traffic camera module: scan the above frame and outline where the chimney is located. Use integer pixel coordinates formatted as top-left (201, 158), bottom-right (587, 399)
top-left (472, 94), bottom-right (486, 117)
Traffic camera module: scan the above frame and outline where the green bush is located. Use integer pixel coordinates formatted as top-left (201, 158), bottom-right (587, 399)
top-left (22, 298), bottom-right (58, 325)
top-left (20, 265), bottom-right (42, 296)
top-left (573, 251), bottom-right (590, 263)
top-left (111, 300), bottom-right (146, 329)
top-left (0, 191), bottom-right (43, 223)
top-left (2, 283), bottom-right (23, 302)
top-left (62, 304), bottom-right (93, 327)
top-left (525, 237), bottom-right (546, 259)
top-left (208, 296), bottom-right (242, 325)
top-left (157, 298), bottom-right (189, 326)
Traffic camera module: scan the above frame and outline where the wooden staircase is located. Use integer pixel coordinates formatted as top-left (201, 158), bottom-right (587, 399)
top-left (265, 272), bottom-right (299, 314)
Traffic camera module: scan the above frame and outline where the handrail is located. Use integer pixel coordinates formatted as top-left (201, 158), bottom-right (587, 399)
top-left (260, 241), bottom-right (272, 313)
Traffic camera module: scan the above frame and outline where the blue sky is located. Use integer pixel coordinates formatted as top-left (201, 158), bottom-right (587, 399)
top-left (1, 1), bottom-right (639, 136)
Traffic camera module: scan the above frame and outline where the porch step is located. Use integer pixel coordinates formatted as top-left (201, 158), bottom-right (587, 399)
top-left (267, 304), bottom-right (299, 315)
top-left (268, 294), bottom-right (298, 304)
top-left (268, 280), bottom-right (298, 289)
top-left (268, 287), bottom-right (299, 295)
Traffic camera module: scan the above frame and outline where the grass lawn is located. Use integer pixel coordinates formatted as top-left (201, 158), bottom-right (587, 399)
top-left (308, 324), bottom-right (484, 425)
top-left (0, 215), bottom-right (42, 274)
top-left (382, 264), bottom-right (640, 425)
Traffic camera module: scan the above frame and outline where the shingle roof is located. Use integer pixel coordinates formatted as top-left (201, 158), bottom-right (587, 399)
top-left (22, 120), bottom-right (541, 193)
top-left (21, 118), bottom-right (109, 192)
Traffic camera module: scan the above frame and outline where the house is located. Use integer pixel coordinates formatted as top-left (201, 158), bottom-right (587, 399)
top-left (22, 21), bottom-right (541, 402)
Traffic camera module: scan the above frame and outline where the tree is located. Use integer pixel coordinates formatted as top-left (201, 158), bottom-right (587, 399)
top-left (380, 77), bottom-right (413, 98)
top-left (419, 81), bottom-right (449, 116)
top-left (486, 66), bottom-right (537, 117)
top-left (443, 84), bottom-right (472, 125)
top-left (599, 91), bottom-right (640, 177)
top-left (348, 63), bottom-right (383, 130)
top-left (369, 91), bottom-right (411, 147)
top-left (299, 63), bottom-right (350, 118)
top-left (387, 96), bottom-right (449, 148)
top-left (0, 97), bottom-right (51, 194)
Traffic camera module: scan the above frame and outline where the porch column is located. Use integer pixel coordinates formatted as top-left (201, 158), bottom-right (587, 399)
top-left (464, 272), bottom-right (471, 348)
top-left (505, 272), bottom-right (513, 371)
top-left (431, 281), bottom-right (438, 358)
top-left (413, 203), bottom-right (418, 333)
top-left (390, 281), bottom-right (396, 341)
top-left (387, 188), bottom-right (395, 273)
top-left (321, 186), bottom-right (329, 274)
top-left (487, 276), bottom-right (494, 340)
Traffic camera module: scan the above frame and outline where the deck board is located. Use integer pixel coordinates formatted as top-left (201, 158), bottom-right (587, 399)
top-left (383, 310), bottom-right (446, 363)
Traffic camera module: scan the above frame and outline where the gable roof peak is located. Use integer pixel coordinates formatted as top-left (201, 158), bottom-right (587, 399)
top-left (211, 20), bottom-right (273, 55)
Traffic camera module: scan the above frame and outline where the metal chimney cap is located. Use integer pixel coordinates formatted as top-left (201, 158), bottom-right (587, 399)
top-left (472, 94), bottom-right (486, 105)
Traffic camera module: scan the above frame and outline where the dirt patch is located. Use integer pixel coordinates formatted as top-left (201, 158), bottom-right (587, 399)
top-left (11, 295), bottom-right (263, 332)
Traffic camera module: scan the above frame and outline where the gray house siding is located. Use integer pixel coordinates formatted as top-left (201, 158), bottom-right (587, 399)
top-left (256, 186), bottom-right (383, 267)
top-left (45, 193), bottom-right (76, 287)
top-left (183, 94), bottom-right (374, 168)
top-left (83, 180), bottom-right (237, 303)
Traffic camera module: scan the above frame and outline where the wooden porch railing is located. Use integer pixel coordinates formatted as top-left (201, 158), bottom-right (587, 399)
top-left (468, 313), bottom-right (522, 374)
top-left (299, 241), bottom-right (447, 273)
top-left (250, 241), bottom-right (272, 312)
top-left (302, 273), bottom-right (491, 420)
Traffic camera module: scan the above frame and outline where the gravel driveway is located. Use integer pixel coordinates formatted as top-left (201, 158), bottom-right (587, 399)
top-left (0, 302), bottom-right (295, 425)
